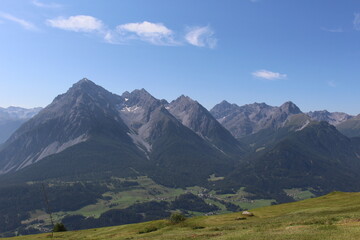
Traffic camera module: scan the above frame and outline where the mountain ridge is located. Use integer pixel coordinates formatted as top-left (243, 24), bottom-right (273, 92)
top-left (1, 78), bottom-right (360, 236)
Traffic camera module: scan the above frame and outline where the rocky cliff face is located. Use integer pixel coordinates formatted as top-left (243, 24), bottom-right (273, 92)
top-left (210, 101), bottom-right (302, 138)
top-left (0, 79), bottom-right (132, 174)
top-left (0, 79), bottom-right (240, 187)
top-left (167, 95), bottom-right (246, 156)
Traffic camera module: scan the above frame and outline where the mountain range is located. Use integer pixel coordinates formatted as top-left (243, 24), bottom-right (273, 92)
top-left (1, 78), bottom-right (360, 236)
top-left (0, 107), bottom-right (41, 144)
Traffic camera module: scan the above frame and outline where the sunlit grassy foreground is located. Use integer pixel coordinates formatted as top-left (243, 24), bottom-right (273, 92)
top-left (6, 192), bottom-right (360, 240)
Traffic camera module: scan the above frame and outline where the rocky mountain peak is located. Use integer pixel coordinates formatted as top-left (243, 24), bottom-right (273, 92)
top-left (279, 101), bottom-right (302, 114)
top-left (178, 94), bottom-right (192, 101)
top-left (167, 94), bottom-right (245, 155)
top-left (132, 88), bottom-right (152, 97)
top-left (255, 102), bottom-right (270, 108)
top-left (219, 100), bottom-right (231, 106)
top-left (69, 78), bottom-right (107, 95)
top-left (210, 100), bottom-right (239, 119)
top-left (47, 78), bottom-right (122, 118)
top-left (171, 95), bottom-right (197, 106)
top-left (243, 102), bottom-right (272, 112)
top-left (71, 78), bottom-right (98, 89)
top-left (122, 89), bottom-right (160, 109)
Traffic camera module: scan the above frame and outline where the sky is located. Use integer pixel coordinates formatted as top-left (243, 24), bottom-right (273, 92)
top-left (1, 0), bottom-right (360, 114)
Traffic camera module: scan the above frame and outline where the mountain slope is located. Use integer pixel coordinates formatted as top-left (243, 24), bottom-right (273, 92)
top-left (167, 95), bottom-right (246, 157)
top-left (0, 80), bottom-right (236, 187)
top-left (239, 113), bottom-right (312, 151)
top-left (224, 121), bottom-right (360, 199)
top-left (0, 79), bottom-right (144, 175)
top-left (119, 90), bottom-right (236, 187)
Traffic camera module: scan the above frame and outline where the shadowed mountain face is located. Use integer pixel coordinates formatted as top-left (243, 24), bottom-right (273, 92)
top-left (210, 100), bottom-right (302, 138)
top-left (0, 79), bottom-right (239, 187)
top-left (219, 121), bottom-right (360, 200)
top-left (167, 95), bottom-right (246, 157)
top-left (1, 79), bottom-right (359, 191)
top-left (0, 107), bottom-right (42, 144)
top-left (1, 79), bottom-right (359, 189)
top-left (118, 90), bottom-right (238, 186)
top-left (0, 79), bottom-right (137, 174)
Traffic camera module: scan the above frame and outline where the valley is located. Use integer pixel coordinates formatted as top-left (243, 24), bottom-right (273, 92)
top-left (4, 192), bottom-right (360, 240)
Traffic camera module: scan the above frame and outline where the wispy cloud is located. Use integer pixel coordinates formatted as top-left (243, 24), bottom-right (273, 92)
top-left (46, 15), bottom-right (104, 32)
top-left (321, 27), bottom-right (343, 33)
top-left (252, 70), bottom-right (287, 80)
top-left (116, 21), bottom-right (177, 45)
top-left (46, 15), bottom-right (216, 48)
top-left (354, 13), bottom-right (360, 31)
top-left (185, 26), bottom-right (217, 48)
top-left (0, 12), bottom-right (37, 30)
top-left (32, 0), bottom-right (62, 8)
top-left (328, 81), bottom-right (336, 88)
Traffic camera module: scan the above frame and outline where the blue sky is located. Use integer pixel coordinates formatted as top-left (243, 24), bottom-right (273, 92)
top-left (1, 0), bottom-right (360, 114)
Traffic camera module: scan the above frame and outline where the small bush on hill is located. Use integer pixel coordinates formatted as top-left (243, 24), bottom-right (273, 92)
top-left (53, 223), bottom-right (67, 232)
top-left (169, 212), bottom-right (186, 224)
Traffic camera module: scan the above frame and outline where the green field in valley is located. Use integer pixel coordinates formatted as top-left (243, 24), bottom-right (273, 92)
top-left (6, 192), bottom-right (360, 240)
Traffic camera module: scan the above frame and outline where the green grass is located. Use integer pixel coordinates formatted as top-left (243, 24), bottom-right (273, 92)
top-left (7, 191), bottom-right (360, 240)
top-left (21, 176), bottom-right (281, 227)
top-left (61, 176), bottom-right (188, 218)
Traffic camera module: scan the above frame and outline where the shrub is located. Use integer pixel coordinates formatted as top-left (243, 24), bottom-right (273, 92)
top-left (53, 223), bottom-right (67, 232)
top-left (169, 212), bottom-right (186, 224)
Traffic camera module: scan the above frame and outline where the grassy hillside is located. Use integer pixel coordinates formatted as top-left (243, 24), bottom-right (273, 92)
top-left (6, 192), bottom-right (360, 240)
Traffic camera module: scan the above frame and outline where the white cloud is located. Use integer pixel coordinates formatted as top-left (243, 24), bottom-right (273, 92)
top-left (119, 21), bottom-right (172, 36)
top-left (252, 70), bottom-right (287, 80)
top-left (185, 26), bottom-right (217, 48)
top-left (116, 21), bottom-right (176, 45)
top-left (46, 15), bottom-right (104, 32)
top-left (32, 0), bottom-right (61, 8)
top-left (354, 13), bottom-right (360, 31)
top-left (46, 16), bottom-right (217, 48)
top-left (104, 31), bottom-right (115, 43)
top-left (0, 12), bottom-right (37, 30)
